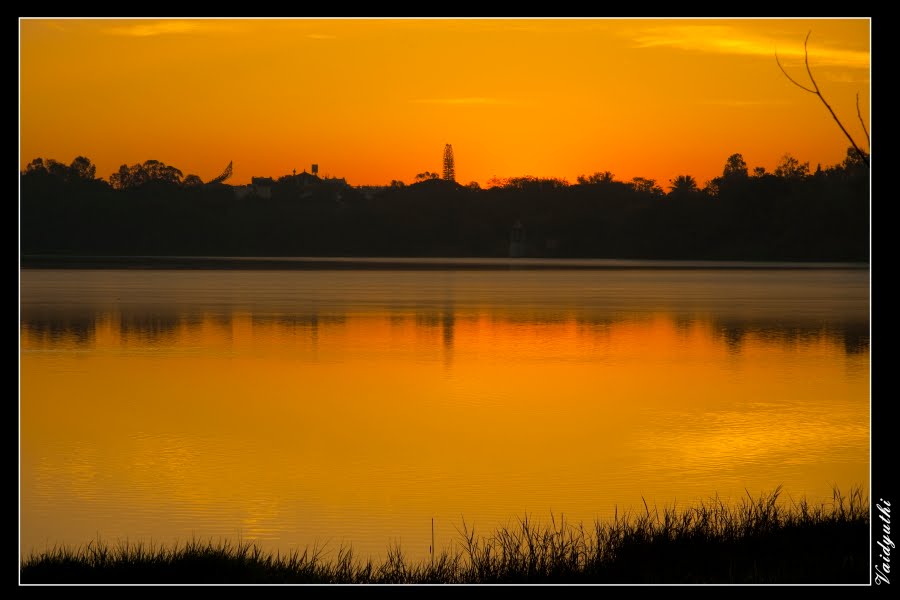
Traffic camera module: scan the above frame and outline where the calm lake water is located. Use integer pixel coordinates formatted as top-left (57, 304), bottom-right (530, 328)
top-left (19, 266), bottom-right (870, 562)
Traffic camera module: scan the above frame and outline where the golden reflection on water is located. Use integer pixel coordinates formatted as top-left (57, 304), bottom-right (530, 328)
top-left (20, 269), bottom-right (869, 562)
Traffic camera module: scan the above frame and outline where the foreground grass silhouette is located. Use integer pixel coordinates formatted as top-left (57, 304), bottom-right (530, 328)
top-left (21, 486), bottom-right (868, 584)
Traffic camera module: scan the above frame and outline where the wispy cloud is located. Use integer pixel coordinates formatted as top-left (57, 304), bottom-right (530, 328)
top-left (821, 71), bottom-right (870, 84)
top-left (384, 18), bottom-right (613, 35)
top-left (410, 97), bottom-right (510, 105)
top-left (306, 33), bottom-right (336, 40)
top-left (626, 24), bottom-right (869, 69)
top-left (104, 20), bottom-right (238, 37)
top-left (700, 99), bottom-right (791, 107)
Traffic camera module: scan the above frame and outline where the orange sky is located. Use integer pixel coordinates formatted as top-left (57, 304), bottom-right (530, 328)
top-left (19, 18), bottom-right (870, 187)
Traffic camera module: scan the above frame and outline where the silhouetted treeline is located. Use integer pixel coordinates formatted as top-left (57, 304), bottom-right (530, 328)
top-left (20, 151), bottom-right (868, 261)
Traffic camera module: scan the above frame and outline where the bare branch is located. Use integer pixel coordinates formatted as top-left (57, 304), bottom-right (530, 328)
top-left (776, 31), bottom-right (869, 169)
top-left (856, 92), bottom-right (870, 150)
top-left (775, 51), bottom-right (816, 94)
top-left (806, 76), bottom-right (868, 168)
top-left (802, 31), bottom-right (820, 95)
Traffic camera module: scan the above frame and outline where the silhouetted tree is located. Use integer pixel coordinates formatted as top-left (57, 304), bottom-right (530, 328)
top-left (19, 149), bottom-right (868, 262)
top-left (22, 156), bottom-right (99, 184)
top-left (774, 154), bottom-right (809, 179)
top-left (68, 156), bottom-right (97, 181)
top-left (705, 153), bottom-right (750, 198)
top-left (722, 153), bottom-right (748, 179)
top-left (703, 179), bottom-right (721, 197)
top-left (668, 175), bottom-right (699, 194)
top-left (24, 157), bottom-right (69, 179)
top-left (143, 160), bottom-right (183, 185)
top-left (415, 171), bottom-right (440, 182)
top-left (577, 171), bottom-right (615, 185)
top-left (820, 147), bottom-right (869, 182)
top-left (497, 176), bottom-right (569, 190)
top-left (109, 159), bottom-right (184, 190)
top-left (24, 158), bottom-right (48, 175)
top-left (629, 177), bottom-right (663, 195)
top-left (841, 146), bottom-right (869, 171)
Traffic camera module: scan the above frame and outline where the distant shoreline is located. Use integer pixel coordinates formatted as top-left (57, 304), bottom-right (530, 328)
top-left (19, 255), bottom-right (871, 271)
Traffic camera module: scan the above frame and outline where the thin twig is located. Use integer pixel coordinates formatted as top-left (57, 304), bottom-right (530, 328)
top-left (775, 37), bottom-right (816, 94)
top-left (856, 92), bottom-right (870, 149)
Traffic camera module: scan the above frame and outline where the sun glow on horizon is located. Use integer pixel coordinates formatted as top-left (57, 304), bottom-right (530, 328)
top-left (20, 18), bottom-right (869, 187)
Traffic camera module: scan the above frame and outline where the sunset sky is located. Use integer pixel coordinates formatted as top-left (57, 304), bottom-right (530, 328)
top-left (19, 18), bottom-right (870, 187)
